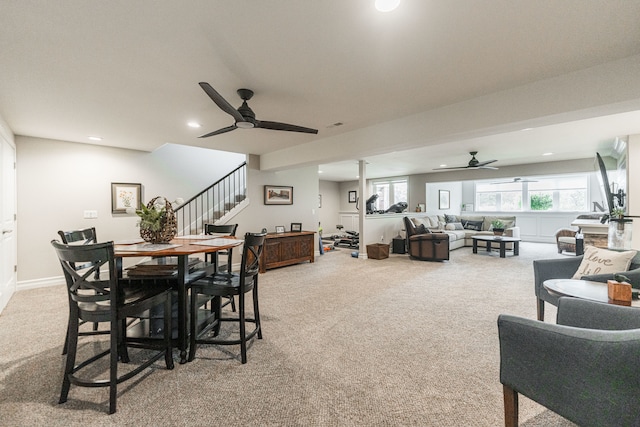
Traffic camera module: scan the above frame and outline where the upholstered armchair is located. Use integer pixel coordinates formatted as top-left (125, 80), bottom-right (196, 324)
top-left (498, 297), bottom-right (640, 427)
top-left (403, 216), bottom-right (450, 261)
top-left (554, 228), bottom-right (577, 254)
top-left (533, 255), bottom-right (640, 321)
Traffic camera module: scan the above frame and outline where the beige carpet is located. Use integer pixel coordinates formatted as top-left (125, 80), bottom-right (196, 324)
top-left (0, 242), bottom-right (578, 426)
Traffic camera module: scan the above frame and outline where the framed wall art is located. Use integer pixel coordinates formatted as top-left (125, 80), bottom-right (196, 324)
top-left (275, 225), bottom-right (285, 233)
top-left (439, 190), bottom-right (450, 210)
top-left (111, 182), bottom-right (141, 213)
top-left (264, 185), bottom-right (293, 205)
top-left (348, 190), bottom-right (357, 203)
top-left (290, 222), bottom-right (302, 232)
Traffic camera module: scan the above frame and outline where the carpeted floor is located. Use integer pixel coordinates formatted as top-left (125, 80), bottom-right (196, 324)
top-left (0, 242), bottom-right (578, 426)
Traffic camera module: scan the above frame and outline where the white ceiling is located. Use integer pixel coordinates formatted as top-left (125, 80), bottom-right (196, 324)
top-left (2, 1), bottom-right (640, 181)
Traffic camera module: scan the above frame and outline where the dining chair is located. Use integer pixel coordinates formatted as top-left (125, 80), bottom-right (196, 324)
top-left (188, 232), bottom-right (266, 364)
top-left (58, 227), bottom-right (105, 354)
top-left (52, 240), bottom-right (174, 414)
top-left (204, 223), bottom-right (239, 312)
top-left (204, 223), bottom-right (239, 271)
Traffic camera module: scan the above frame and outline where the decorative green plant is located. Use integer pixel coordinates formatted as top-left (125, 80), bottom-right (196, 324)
top-left (611, 207), bottom-right (625, 219)
top-left (135, 203), bottom-right (166, 232)
top-left (491, 219), bottom-right (505, 230)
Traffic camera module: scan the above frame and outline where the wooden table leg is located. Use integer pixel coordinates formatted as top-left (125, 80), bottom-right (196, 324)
top-left (513, 241), bottom-right (519, 256)
top-left (473, 239), bottom-right (478, 254)
top-left (500, 242), bottom-right (506, 258)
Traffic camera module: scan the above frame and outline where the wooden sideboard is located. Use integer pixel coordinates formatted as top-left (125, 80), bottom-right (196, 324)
top-left (260, 231), bottom-right (315, 273)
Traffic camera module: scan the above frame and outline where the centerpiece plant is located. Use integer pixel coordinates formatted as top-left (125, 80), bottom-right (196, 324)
top-left (491, 219), bottom-right (505, 236)
top-left (135, 197), bottom-right (177, 244)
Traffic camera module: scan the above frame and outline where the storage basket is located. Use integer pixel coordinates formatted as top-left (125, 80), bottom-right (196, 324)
top-left (367, 243), bottom-right (390, 260)
top-left (139, 196), bottom-right (177, 244)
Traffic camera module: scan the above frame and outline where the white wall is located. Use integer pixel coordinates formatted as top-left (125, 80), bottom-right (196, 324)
top-left (229, 154), bottom-right (319, 241)
top-left (16, 136), bottom-right (245, 284)
top-left (319, 180), bottom-right (340, 234)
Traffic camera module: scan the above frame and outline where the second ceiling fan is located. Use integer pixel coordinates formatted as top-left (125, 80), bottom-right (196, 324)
top-left (198, 82), bottom-right (318, 138)
top-left (433, 151), bottom-right (498, 171)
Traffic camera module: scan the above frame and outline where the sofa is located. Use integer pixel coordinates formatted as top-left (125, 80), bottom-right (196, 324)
top-left (407, 214), bottom-right (520, 250)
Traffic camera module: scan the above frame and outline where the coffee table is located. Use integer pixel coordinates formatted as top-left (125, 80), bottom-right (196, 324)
top-left (471, 235), bottom-right (520, 258)
top-left (544, 279), bottom-right (640, 307)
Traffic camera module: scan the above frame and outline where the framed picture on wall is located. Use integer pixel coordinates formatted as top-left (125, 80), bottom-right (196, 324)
top-left (439, 190), bottom-right (450, 210)
top-left (275, 225), bottom-right (285, 233)
top-left (348, 190), bottom-right (357, 203)
top-left (290, 223), bottom-right (302, 232)
top-left (264, 185), bottom-right (293, 205)
top-left (111, 183), bottom-right (142, 213)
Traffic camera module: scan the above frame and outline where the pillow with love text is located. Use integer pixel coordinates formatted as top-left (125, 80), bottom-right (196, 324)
top-left (572, 246), bottom-right (637, 279)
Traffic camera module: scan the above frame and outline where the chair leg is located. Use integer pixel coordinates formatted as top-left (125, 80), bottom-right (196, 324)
top-left (164, 294), bottom-right (174, 369)
top-left (253, 284), bottom-right (262, 340)
top-left (503, 384), bottom-right (518, 427)
top-left (229, 295), bottom-right (236, 312)
top-left (536, 299), bottom-right (545, 321)
top-left (59, 313), bottom-right (79, 404)
top-left (239, 292), bottom-right (247, 364)
top-left (188, 286), bottom-right (198, 362)
top-left (109, 317), bottom-right (119, 415)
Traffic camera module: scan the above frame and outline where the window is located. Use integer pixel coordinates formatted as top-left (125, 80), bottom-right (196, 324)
top-left (475, 182), bottom-right (522, 211)
top-left (475, 175), bottom-right (588, 212)
top-left (372, 178), bottom-right (408, 211)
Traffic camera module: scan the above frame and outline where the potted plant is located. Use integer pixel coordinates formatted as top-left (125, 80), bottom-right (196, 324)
top-left (491, 219), bottom-right (505, 236)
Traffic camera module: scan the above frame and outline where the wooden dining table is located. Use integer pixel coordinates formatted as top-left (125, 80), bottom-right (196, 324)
top-left (114, 235), bottom-right (243, 364)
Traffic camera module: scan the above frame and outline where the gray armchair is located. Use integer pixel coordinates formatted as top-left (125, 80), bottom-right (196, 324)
top-left (498, 297), bottom-right (640, 427)
top-left (533, 255), bottom-right (640, 321)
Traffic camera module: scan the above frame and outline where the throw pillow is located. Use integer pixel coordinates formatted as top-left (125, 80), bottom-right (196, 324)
top-left (445, 222), bottom-right (464, 231)
top-left (415, 224), bottom-right (430, 234)
top-left (444, 214), bottom-right (459, 223)
top-left (462, 220), bottom-right (483, 231)
top-left (572, 246), bottom-right (638, 279)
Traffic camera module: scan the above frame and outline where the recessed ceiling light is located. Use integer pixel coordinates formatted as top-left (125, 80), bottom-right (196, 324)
top-left (318, 170), bottom-right (323, 174)
top-left (88, 136), bottom-right (102, 141)
top-left (439, 164), bottom-right (447, 167)
top-left (375, 0), bottom-right (401, 12)
top-left (543, 152), bottom-right (553, 156)
top-left (187, 121), bottom-right (201, 128)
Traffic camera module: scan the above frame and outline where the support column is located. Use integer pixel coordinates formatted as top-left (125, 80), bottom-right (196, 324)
top-left (358, 160), bottom-right (367, 259)
top-left (628, 134), bottom-right (640, 250)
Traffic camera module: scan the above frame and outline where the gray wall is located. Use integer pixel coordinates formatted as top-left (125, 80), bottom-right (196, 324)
top-left (17, 136), bottom-right (245, 284)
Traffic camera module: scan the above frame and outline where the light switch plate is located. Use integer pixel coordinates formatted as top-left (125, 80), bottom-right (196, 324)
top-left (83, 210), bottom-right (98, 219)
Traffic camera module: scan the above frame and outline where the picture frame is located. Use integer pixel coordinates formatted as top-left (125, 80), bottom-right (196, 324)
top-left (111, 182), bottom-right (142, 214)
top-left (439, 190), bottom-right (450, 210)
top-left (275, 225), bottom-right (285, 234)
top-left (264, 185), bottom-right (293, 205)
top-left (348, 190), bottom-right (357, 203)
top-left (290, 222), bottom-right (302, 232)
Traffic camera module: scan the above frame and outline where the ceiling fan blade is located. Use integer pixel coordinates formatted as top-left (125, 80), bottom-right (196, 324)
top-left (199, 82), bottom-right (246, 123)
top-left (256, 120), bottom-right (318, 134)
top-left (475, 159), bottom-right (498, 167)
top-left (477, 166), bottom-right (499, 170)
top-left (432, 166), bottom-right (468, 170)
top-left (198, 125), bottom-right (237, 138)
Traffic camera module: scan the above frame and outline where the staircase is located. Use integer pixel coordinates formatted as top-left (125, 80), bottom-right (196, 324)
top-left (174, 162), bottom-right (247, 235)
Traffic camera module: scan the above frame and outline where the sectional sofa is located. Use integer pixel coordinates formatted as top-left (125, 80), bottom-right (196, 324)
top-left (408, 214), bottom-right (520, 250)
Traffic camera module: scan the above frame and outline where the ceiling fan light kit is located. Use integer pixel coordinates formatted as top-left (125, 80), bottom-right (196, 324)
top-left (198, 83), bottom-right (318, 138)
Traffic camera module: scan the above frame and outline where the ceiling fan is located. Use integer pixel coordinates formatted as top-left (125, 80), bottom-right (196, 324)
top-left (433, 151), bottom-right (498, 171)
top-left (490, 177), bottom-right (538, 184)
top-left (198, 82), bottom-right (318, 138)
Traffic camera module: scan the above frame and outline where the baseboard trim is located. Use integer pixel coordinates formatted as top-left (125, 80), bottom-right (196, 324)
top-left (17, 276), bottom-right (64, 291)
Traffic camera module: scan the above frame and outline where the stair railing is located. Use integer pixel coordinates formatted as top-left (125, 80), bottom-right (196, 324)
top-left (174, 162), bottom-right (247, 235)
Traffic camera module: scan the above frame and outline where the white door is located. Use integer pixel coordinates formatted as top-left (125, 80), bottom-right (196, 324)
top-left (0, 135), bottom-right (17, 314)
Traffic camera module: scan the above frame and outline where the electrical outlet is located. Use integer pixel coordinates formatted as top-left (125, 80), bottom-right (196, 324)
top-left (83, 210), bottom-right (98, 219)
